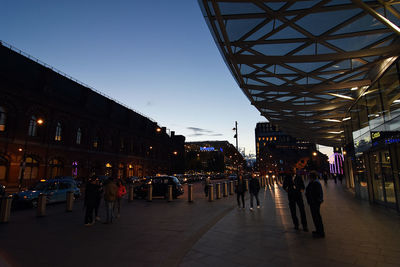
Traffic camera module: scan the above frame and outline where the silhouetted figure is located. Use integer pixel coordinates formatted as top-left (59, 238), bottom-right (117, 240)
top-left (115, 179), bottom-right (126, 218)
top-left (94, 177), bottom-right (103, 222)
top-left (103, 177), bottom-right (118, 224)
top-left (84, 178), bottom-right (98, 226)
top-left (322, 172), bottom-right (328, 185)
top-left (338, 173), bottom-right (343, 184)
top-left (333, 174), bottom-right (337, 184)
top-left (235, 175), bottom-right (246, 209)
top-left (283, 174), bottom-right (308, 231)
top-left (204, 177), bottom-right (210, 197)
top-left (306, 172), bottom-right (325, 238)
top-left (249, 176), bottom-right (260, 211)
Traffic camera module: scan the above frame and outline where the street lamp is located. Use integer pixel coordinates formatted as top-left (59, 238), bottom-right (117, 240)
top-left (19, 118), bottom-right (44, 191)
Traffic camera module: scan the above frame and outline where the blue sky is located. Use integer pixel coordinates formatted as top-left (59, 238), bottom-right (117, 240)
top-left (1, 0), bottom-right (332, 156)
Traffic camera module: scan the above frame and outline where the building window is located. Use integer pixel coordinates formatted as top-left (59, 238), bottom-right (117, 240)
top-left (0, 157), bottom-right (7, 181)
top-left (93, 136), bottom-right (99, 148)
top-left (0, 106), bottom-right (6, 132)
top-left (128, 164), bottom-right (134, 176)
top-left (76, 128), bottom-right (82, 145)
top-left (118, 163), bottom-right (124, 179)
top-left (105, 162), bottom-right (112, 176)
top-left (28, 116), bottom-right (38, 136)
top-left (48, 158), bottom-right (63, 178)
top-left (55, 122), bottom-right (62, 141)
top-left (21, 156), bottom-right (39, 187)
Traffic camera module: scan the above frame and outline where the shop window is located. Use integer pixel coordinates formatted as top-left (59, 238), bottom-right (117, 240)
top-left (76, 128), bottom-right (82, 145)
top-left (0, 106), bottom-right (6, 132)
top-left (21, 156), bottom-right (39, 180)
top-left (55, 122), bottom-right (62, 141)
top-left (28, 116), bottom-right (38, 136)
top-left (72, 161), bottom-right (78, 177)
top-left (128, 164), bottom-right (134, 177)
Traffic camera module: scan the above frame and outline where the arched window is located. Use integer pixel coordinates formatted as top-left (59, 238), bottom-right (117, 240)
top-left (0, 157), bottom-right (7, 181)
top-left (0, 106), bottom-right (6, 132)
top-left (28, 116), bottom-right (38, 136)
top-left (55, 122), bottom-right (62, 141)
top-left (21, 156), bottom-right (39, 188)
top-left (49, 158), bottom-right (63, 178)
top-left (76, 128), bottom-right (82, 145)
top-left (128, 164), bottom-right (134, 177)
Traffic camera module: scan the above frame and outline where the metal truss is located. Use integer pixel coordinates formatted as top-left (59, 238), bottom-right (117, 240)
top-left (199, 0), bottom-right (400, 146)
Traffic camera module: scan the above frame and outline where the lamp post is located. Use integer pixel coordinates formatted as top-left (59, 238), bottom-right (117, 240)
top-left (233, 121), bottom-right (239, 175)
top-left (19, 118), bottom-right (44, 191)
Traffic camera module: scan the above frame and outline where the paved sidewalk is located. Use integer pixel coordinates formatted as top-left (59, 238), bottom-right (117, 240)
top-left (180, 182), bottom-right (400, 267)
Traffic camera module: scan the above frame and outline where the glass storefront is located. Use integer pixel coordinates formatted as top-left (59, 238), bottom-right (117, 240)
top-left (345, 60), bottom-right (400, 210)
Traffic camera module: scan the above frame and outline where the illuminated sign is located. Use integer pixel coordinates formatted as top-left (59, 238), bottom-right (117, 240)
top-left (199, 147), bottom-right (223, 152)
top-left (372, 132), bottom-right (381, 139)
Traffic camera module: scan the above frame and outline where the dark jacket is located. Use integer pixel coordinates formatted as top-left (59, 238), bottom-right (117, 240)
top-left (283, 175), bottom-right (305, 196)
top-left (84, 182), bottom-right (100, 207)
top-left (104, 181), bottom-right (118, 202)
top-left (249, 178), bottom-right (260, 194)
top-left (235, 179), bottom-right (246, 194)
top-left (305, 180), bottom-right (324, 205)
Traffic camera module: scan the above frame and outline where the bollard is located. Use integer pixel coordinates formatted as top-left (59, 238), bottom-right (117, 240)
top-left (223, 182), bottom-right (228, 197)
top-left (128, 185), bottom-right (134, 202)
top-left (188, 184), bottom-right (193, 202)
top-left (167, 185), bottom-right (173, 202)
top-left (229, 181), bottom-right (234, 195)
top-left (37, 193), bottom-right (46, 217)
top-left (245, 179), bottom-right (249, 191)
top-left (147, 184), bottom-right (153, 202)
top-left (216, 183), bottom-right (221, 199)
top-left (0, 196), bottom-right (13, 223)
top-left (208, 184), bottom-right (214, 202)
top-left (66, 191), bottom-right (74, 212)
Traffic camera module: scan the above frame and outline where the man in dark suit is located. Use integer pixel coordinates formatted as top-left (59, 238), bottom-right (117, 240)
top-left (283, 172), bottom-right (308, 232)
top-left (306, 172), bottom-right (325, 238)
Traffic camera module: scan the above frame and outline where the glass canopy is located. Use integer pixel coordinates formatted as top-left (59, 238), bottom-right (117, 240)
top-left (199, 0), bottom-right (400, 146)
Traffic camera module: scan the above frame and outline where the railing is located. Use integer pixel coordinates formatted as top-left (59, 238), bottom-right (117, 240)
top-left (0, 40), bottom-right (155, 123)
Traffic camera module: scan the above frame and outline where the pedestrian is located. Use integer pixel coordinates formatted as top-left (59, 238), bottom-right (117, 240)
top-left (333, 174), bottom-right (337, 184)
top-left (203, 176), bottom-right (210, 197)
top-left (115, 179), bottom-right (127, 218)
top-left (249, 175), bottom-right (260, 211)
top-left (94, 177), bottom-right (103, 222)
top-left (103, 177), bottom-right (119, 224)
top-left (322, 171), bottom-right (328, 185)
top-left (84, 177), bottom-right (98, 226)
top-left (235, 175), bottom-right (246, 209)
top-left (305, 172), bottom-right (325, 238)
top-left (282, 173), bottom-right (308, 232)
top-left (338, 173), bottom-right (343, 184)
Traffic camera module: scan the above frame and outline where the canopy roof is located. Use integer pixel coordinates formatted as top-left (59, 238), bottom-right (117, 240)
top-left (199, 0), bottom-right (400, 146)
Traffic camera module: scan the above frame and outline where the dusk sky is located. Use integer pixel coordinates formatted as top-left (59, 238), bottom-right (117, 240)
top-left (1, 0), bottom-right (332, 156)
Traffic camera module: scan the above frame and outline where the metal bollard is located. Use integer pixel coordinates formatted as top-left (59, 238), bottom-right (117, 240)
top-left (223, 182), bottom-right (228, 197)
top-left (147, 185), bottom-right (153, 202)
top-left (216, 183), bottom-right (221, 199)
top-left (188, 184), bottom-right (193, 202)
top-left (208, 184), bottom-right (214, 202)
top-left (66, 191), bottom-right (74, 212)
top-left (128, 185), bottom-right (134, 202)
top-left (245, 179), bottom-right (249, 191)
top-left (0, 196), bottom-right (13, 223)
top-left (37, 193), bottom-right (46, 217)
top-left (229, 181), bottom-right (234, 195)
top-left (167, 185), bottom-right (173, 202)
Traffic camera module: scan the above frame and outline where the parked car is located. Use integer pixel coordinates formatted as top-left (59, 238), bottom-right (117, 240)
top-left (13, 178), bottom-right (81, 208)
top-left (134, 176), bottom-right (184, 199)
top-left (125, 176), bottom-right (141, 185)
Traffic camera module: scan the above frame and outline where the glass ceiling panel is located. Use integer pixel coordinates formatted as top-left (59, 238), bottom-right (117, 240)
top-left (326, 33), bottom-right (392, 51)
top-left (252, 43), bottom-right (302, 56)
top-left (293, 44), bottom-right (315, 56)
top-left (218, 2), bottom-right (265, 15)
top-left (324, 0), bottom-right (352, 6)
top-left (295, 9), bottom-right (358, 36)
top-left (259, 77), bottom-right (286, 85)
top-left (286, 61), bottom-right (332, 72)
top-left (268, 25), bottom-right (306, 40)
top-left (226, 19), bottom-right (265, 41)
top-left (286, 1), bottom-right (316, 11)
top-left (245, 21), bottom-right (275, 41)
top-left (240, 64), bottom-right (257, 75)
top-left (324, 60), bottom-right (351, 71)
top-left (334, 13), bottom-right (386, 35)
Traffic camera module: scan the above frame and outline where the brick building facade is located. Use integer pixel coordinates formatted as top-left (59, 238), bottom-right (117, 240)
top-left (0, 42), bottom-right (185, 188)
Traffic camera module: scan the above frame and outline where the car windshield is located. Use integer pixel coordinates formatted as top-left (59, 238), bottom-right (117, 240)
top-left (33, 182), bottom-right (48, 191)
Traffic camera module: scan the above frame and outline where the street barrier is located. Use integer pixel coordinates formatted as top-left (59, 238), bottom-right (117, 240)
top-left (216, 183), bottom-right (221, 199)
top-left (167, 185), bottom-right (173, 202)
top-left (223, 182), bottom-right (228, 197)
top-left (0, 196), bottom-right (12, 223)
top-left (208, 184), bottom-right (214, 202)
top-left (66, 191), bottom-right (74, 212)
top-left (147, 185), bottom-right (153, 202)
top-left (245, 179), bottom-right (249, 191)
top-left (188, 184), bottom-right (193, 202)
top-left (229, 181), bottom-right (234, 195)
top-left (37, 193), bottom-right (46, 217)
top-left (128, 185), bottom-right (134, 202)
